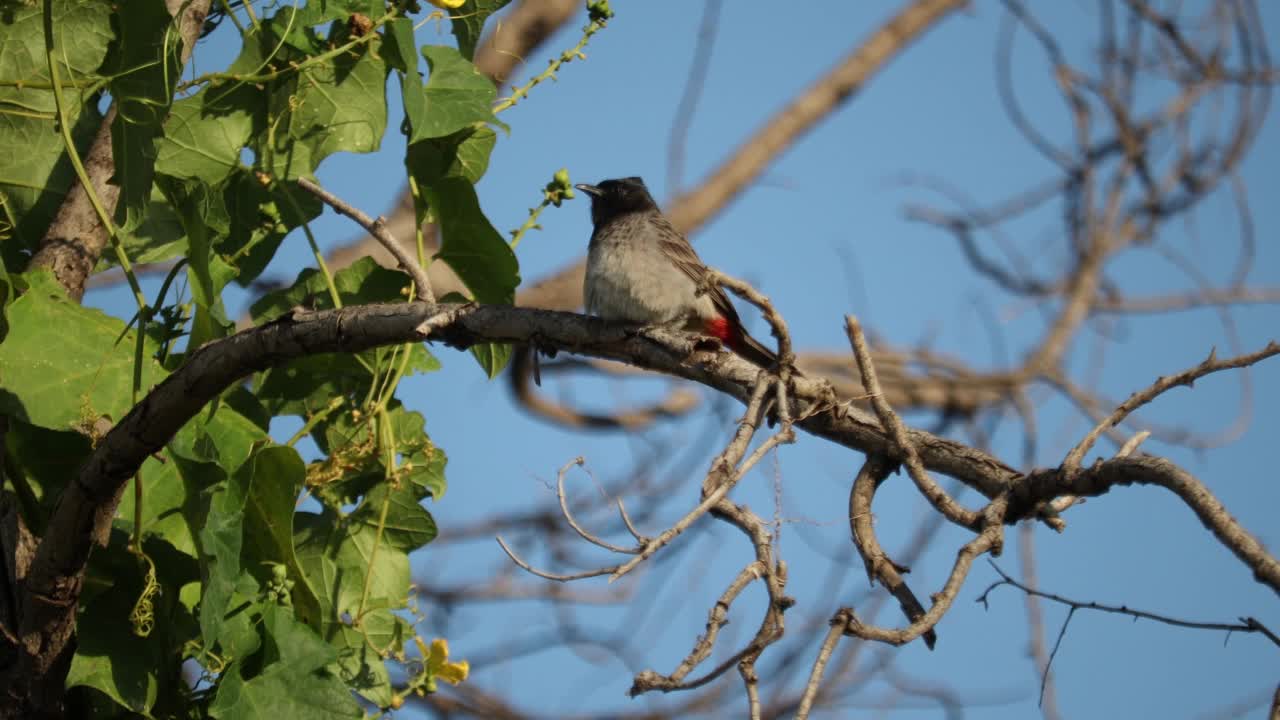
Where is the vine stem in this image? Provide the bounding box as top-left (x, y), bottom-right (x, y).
top-left (42, 0), bottom-right (146, 312)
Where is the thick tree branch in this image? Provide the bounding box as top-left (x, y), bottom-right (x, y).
top-left (18, 303), bottom-right (1278, 702)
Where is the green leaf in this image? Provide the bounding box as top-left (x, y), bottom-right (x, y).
top-left (155, 84), bottom-right (258, 185)
top-left (250, 256), bottom-right (412, 323)
top-left (108, 0), bottom-right (182, 232)
top-left (405, 439), bottom-right (448, 501)
top-left (279, 0), bottom-right (374, 30)
top-left (115, 452), bottom-right (208, 558)
top-left (328, 611), bottom-right (411, 708)
top-left (351, 483), bottom-right (437, 552)
top-left (0, 271), bottom-right (168, 430)
top-left (168, 394), bottom-right (270, 474)
top-left (382, 17), bottom-right (418, 75)
top-left (112, 188), bottom-right (189, 265)
top-left (197, 450), bottom-right (250, 653)
top-left (287, 30), bottom-right (388, 166)
top-left (0, 251), bottom-right (10, 341)
top-left (405, 134), bottom-right (518, 379)
top-left (67, 538), bottom-right (171, 716)
top-left (210, 605), bottom-right (361, 720)
top-left (386, 16), bottom-right (429, 148)
top-left (469, 340), bottom-right (512, 379)
top-left (2, 419), bottom-right (92, 517)
top-left (250, 259), bottom-right (438, 415)
top-left (448, 0), bottom-right (513, 60)
top-left (421, 177), bottom-right (518, 303)
top-left (408, 45), bottom-right (497, 143)
top-left (294, 507), bottom-right (412, 704)
top-left (160, 177), bottom-right (237, 350)
top-left (406, 125), bottom-right (496, 186)
top-left (0, 0), bottom-right (113, 88)
top-left (0, 0), bottom-right (112, 258)
top-left (239, 445), bottom-right (325, 629)
top-left (221, 173), bottom-right (322, 286)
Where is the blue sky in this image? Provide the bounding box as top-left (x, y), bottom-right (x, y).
top-left (85, 1), bottom-right (1280, 717)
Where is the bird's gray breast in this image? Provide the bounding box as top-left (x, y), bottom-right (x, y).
top-left (584, 218), bottom-right (698, 325)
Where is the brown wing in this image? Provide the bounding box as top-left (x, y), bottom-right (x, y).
top-left (649, 213), bottom-right (744, 326)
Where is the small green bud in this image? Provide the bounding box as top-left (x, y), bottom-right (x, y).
top-left (587, 0), bottom-right (614, 24)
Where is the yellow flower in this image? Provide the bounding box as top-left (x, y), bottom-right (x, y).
top-left (417, 637), bottom-right (470, 685)
top-left (427, 0), bottom-right (466, 9)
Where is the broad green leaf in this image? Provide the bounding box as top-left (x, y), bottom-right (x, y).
top-left (210, 605), bottom-right (361, 720)
top-left (423, 178), bottom-right (517, 303)
top-left (306, 402), bottom-right (443, 508)
top-left (0, 271), bottom-right (167, 430)
top-left (168, 395), bottom-right (270, 473)
top-left (448, 0), bottom-right (512, 60)
top-left (111, 188), bottom-right (188, 265)
top-left (469, 340), bottom-right (512, 379)
top-left (155, 84), bottom-right (258, 184)
top-left (221, 173), bottom-right (322, 286)
top-left (264, 6), bottom-right (329, 56)
top-left (160, 176), bottom-right (237, 350)
top-left (0, 0), bottom-right (112, 258)
top-left (409, 45), bottom-right (497, 142)
top-left (288, 31), bottom-right (387, 165)
top-left (115, 451), bottom-right (212, 558)
top-left (382, 17), bottom-right (418, 75)
top-left (406, 125), bottom-right (496, 186)
top-left (405, 439), bottom-right (448, 501)
top-left (295, 510), bottom-right (411, 621)
top-left (351, 483), bottom-right (437, 552)
top-left (214, 574), bottom-right (268, 661)
top-left (68, 539), bottom-right (171, 716)
top-left (386, 16), bottom-right (429, 147)
top-left (328, 611), bottom-right (411, 708)
top-left (250, 256), bottom-right (412, 322)
top-left (0, 251), bottom-right (9, 341)
top-left (108, 0), bottom-right (181, 232)
top-left (279, 0), bottom-right (375, 30)
top-left (449, 126), bottom-right (497, 183)
top-left (2, 419), bottom-right (92, 514)
top-left (239, 445), bottom-right (324, 629)
top-left (251, 259), bottom-right (438, 415)
top-left (197, 449), bottom-right (250, 652)
top-left (0, 1), bottom-right (113, 89)
top-left (294, 510), bottom-right (410, 706)
top-left (179, 180), bottom-right (238, 349)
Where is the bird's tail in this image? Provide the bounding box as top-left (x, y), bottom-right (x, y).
top-left (730, 330), bottom-right (802, 375)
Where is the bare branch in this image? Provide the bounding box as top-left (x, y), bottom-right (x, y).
top-left (848, 455), bottom-right (938, 648)
top-left (1065, 342), bottom-right (1280, 470)
top-left (978, 559), bottom-right (1280, 647)
top-left (839, 497), bottom-right (1009, 645)
top-left (794, 610), bottom-right (850, 720)
top-left (846, 315), bottom-right (981, 530)
top-left (296, 177), bottom-right (434, 304)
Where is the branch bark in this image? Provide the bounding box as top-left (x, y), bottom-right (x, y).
top-left (27, 0), bottom-right (212, 302)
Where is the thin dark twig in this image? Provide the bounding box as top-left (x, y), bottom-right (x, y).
top-left (977, 560), bottom-right (1280, 647)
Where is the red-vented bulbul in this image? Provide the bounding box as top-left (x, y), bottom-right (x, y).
top-left (577, 177), bottom-right (779, 368)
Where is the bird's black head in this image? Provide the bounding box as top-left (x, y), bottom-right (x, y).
top-left (576, 177), bottom-right (659, 226)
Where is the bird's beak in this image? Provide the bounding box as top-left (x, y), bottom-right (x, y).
top-left (575, 183), bottom-right (603, 198)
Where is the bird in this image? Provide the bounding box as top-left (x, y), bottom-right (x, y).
top-left (576, 176), bottom-right (781, 369)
